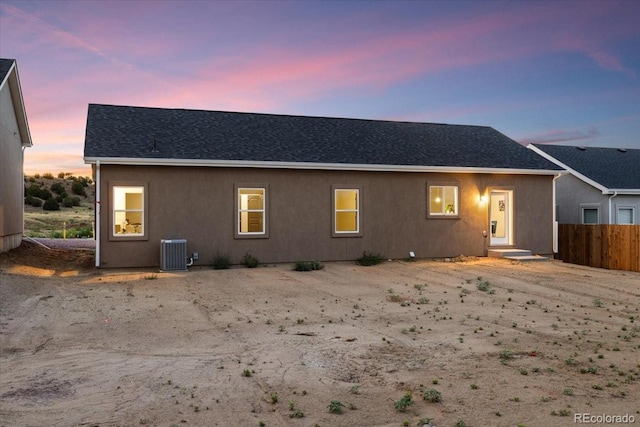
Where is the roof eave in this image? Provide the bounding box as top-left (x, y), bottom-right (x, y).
top-left (1, 61), bottom-right (32, 148)
top-left (84, 156), bottom-right (562, 175)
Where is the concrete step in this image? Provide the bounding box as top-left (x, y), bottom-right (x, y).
top-left (488, 249), bottom-right (532, 258)
top-left (504, 255), bottom-right (548, 262)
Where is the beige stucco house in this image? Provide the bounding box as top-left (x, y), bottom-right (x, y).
top-left (0, 59), bottom-right (32, 253)
top-left (84, 104), bottom-right (562, 268)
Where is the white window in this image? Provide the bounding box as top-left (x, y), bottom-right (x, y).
top-left (113, 185), bottom-right (145, 236)
top-left (582, 207), bottom-right (599, 224)
top-left (238, 188), bottom-right (265, 234)
top-left (334, 189), bottom-right (359, 233)
top-left (429, 185), bottom-right (458, 216)
top-left (617, 207), bottom-right (635, 224)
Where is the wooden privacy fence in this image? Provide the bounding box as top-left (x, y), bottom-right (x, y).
top-left (558, 224), bottom-right (640, 272)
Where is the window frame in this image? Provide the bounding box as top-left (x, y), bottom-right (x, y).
top-left (580, 204), bottom-right (600, 224)
top-left (332, 186), bottom-right (362, 237)
top-left (616, 206), bottom-right (635, 225)
top-left (108, 182), bottom-right (149, 241)
top-left (234, 184), bottom-right (269, 239)
top-left (427, 182), bottom-right (460, 219)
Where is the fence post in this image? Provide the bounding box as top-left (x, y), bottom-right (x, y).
top-left (92, 221), bottom-right (95, 240)
top-left (63, 221), bottom-right (66, 240)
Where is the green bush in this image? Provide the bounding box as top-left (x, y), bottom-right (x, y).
top-left (25, 184), bottom-right (51, 200)
top-left (356, 251), bottom-right (385, 266)
top-left (25, 195), bottom-right (42, 207)
top-left (212, 252), bottom-right (232, 269)
top-left (43, 197), bottom-right (60, 211)
top-left (71, 181), bottom-right (86, 196)
top-left (63, 196), bottom-right (81, 207)
top-left (50, 182), bottom-right (65, 194)
top-left (293, 260), bottom-right (324, 271)
top-left (241, 253), bottom-right (259, 268)
top-left (42, 172), bottom-right (54, 180)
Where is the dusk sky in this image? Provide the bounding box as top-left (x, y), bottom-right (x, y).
top-left (1, 0), bottom-right (639, 176)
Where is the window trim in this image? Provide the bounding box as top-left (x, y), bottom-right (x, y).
top-left (427, 182), bottom-right (460, 219)
top-left (332, 185), bottom-right (362, 237)
top-left (616, 206), bottom-right (636, 225)
top-left (234, 184), bottom-right (269, 239)
top-left (108, 181), bottom-right (149, 241)
top-left (580, 204), bottom-right (600, 224)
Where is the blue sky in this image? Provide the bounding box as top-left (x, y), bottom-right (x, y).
top-left (1, 0), bottom-right (639, 175)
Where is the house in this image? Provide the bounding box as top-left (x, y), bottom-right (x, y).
top-left (529, 144), bottom-right (640, 225)
top-left (83, 104), bottom-right (562, 268)
top-left (0, 58), bottom-right (32, 253)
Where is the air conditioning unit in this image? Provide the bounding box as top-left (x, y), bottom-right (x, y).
top-left (160, 239), bottom-right (187, 271)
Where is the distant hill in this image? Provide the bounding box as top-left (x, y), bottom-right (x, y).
top-left (23, 174), bottom-right (95, 238)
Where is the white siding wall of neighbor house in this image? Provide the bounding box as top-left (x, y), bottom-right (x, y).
top-left (0, 80), bottom-right (25, 251)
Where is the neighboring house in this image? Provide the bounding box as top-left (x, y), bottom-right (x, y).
top-left (84, 104), bottom-right (561, 268)
top-left (0, 58), bottom-right (32, 253)
top-left (529, 144), bottom-right (640, 225)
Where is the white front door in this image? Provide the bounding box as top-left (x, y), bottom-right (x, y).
top-left (490, 190), bottom-right (513, 246)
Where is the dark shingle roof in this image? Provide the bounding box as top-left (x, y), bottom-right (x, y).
top-left (84, 104), bottom-right (560, 171)
top-left (531, 144), bottom-right (640, 190)
top-left (0, 58), bottom-right (15, 84)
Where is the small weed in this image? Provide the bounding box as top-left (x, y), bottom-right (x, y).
top-left (139, 420), bottom-right (149, 425)
top-left (593, 298), bottom-right (603, 307)
top-left (470, 383), bottom-right (479, 389)
top-left (422, 388), bottom-right (442, 403)
top-left (349, 384), bottom-right (360, 394)
top-left (258, 422), bottom-right (265, 427)
top-left (289, 409), bottom-right (304, 418)
top-left (454, 420), bottom-right (467, 427)
top-left (563, 387), bottom-right (574, 396)
top-left (293, 260), bottom-right (324, 271)
top-left (432, 378), bottom-right (439, 385)
top-left (414, 284), bottom-right (424, 291)
top-left (418, 418), bottom-right (434, 426)
top-left (242, 369), bottom-right (252, 377)
top-left (270, 393), bottom-right (278, 404)
top-left (394, 392), bottom-right (414, 412)
top-left (241, 252), bottom-right (259, 268)
top-left (565, 357), bottom-right (577, 366)
top-left (520, 368), bottom-right (528, 376)
top-left (328, 400), bottom-right (345, 414)
top-left (592, 384), bottom-right (603, 390)
top-left (212, 252), bottom-right (232, 269)
top-left (356, 251), bottom-right (385, 266)
top-left (477, 281), bottom-right (492, 292)
top-left (143, 274), bottom-right (157, 280)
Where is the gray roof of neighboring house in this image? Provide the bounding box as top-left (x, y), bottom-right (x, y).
top-left (84, 103), bottom-right (561, 171)
top-left (0, 58), bottom-right (15, 84)
top-left (531, 144), bottom-right (640, 190)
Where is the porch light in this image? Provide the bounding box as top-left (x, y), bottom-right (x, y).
top-left (479, 195), bottom-right (487, 204)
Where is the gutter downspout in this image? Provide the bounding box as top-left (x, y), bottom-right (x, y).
top-left (608, 191), bottom-right (618, 224)
top-left (552, 173), bottom-right (561, 254)
top-left (95, 161), bottom-right (100, 267)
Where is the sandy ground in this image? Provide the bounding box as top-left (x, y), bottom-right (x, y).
top-left (1, 242), bottom-right (639, 427)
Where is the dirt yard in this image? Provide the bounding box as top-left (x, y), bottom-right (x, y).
top-left (1, 242), bottom-right (639, 427)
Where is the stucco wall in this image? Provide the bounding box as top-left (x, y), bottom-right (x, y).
top-left (97, 165), bottom-right (554, 268)
top-left (0, 83), bottom-right (24, 252)
top-left (556, 174), bottom-right (639, 224)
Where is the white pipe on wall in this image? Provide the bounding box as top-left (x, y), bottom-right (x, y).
top-left (95, 161), bottom-right (100, 267)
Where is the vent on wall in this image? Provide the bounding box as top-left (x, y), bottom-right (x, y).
top-left (161, 239), bottom-right (187, 271)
